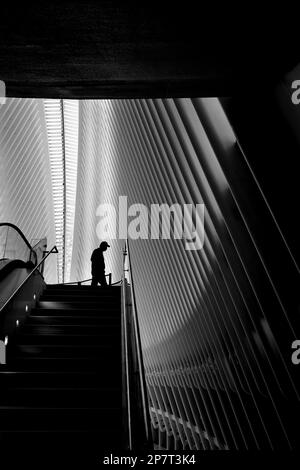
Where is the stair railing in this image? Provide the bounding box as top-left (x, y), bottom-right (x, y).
top-left (31, 238), bottom-right (48, 275)
top-left (56, 273), bottom-right (113, 286)
top-left (121, 239), bottom-right (152, 450)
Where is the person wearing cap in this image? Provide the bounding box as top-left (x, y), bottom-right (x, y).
top-left (91, 241), bottom-right (110, 287)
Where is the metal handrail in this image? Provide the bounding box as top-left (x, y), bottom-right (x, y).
top-left (126, 239), bottom-right (151, 443)
top-left (122, 266), bottom-right (132, 449)
top-left (56, 273), bottom-right (113, 286)
top-left (0, 222), bottom-right (37, 266)
top-left (122, 239), bottom-right (152, 450)
top-left (0, 245), bottom-right (58, 315)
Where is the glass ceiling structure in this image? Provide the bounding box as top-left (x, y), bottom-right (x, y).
top-left (44, 99), bottom-right (79, 283)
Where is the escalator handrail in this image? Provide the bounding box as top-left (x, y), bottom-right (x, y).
top-left (0, 222), bottom-right (37, 265)
top-left (0, 245), bottom-right (58, 316)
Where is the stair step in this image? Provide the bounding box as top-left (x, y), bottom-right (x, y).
top-left (0, 387), bottom-right (121, 407)
top-left (46, 284), bottom-right (121, 288)
top-left (19, 325), bottom-right (119, 335)
top-left (0, 407), bottom-right (122, 431)
top-left (13, 333), bottom-right (119, 345)
top-left (12, 344), bottom-right (121, 358)
top-left (41, 291), bottom-right (120, 297)
top-left (30, 308), bottom-right (120, 316)
top-left (39, 298), bottom-right (119, 305)
top-left (40, 293), bottom-right (120, 300)
top-left (6, 357), bottom-right (121, 371)
top-left (0, 371), bottom-right (117, 387)
top-left (27, 315), bottom-right (120, 324)
top-left (43, 287), bottom-right (120, 291)
top-left (0, 431), bottom-right (122, 464)
top-left (45, 287), bottom-right (121, 295)
top-left (37, 301), bottom-right (120, 309)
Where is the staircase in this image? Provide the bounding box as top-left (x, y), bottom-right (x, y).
top-left (0, 284), bottom-right (122, 463)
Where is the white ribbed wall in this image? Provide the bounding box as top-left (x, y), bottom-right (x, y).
top-left (70, 98), bottom-right (298, 450)
top-left (0, 98), bottom-right (57, 283)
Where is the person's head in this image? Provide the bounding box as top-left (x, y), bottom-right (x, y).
top-left (99, 241), bottom-right (110, 252)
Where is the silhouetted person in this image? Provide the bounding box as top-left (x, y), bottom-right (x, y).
top-left (91, 241), bottom-right (110, 287)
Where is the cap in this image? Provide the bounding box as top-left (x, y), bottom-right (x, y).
top-left (100, 241), bottom-right (110, 248)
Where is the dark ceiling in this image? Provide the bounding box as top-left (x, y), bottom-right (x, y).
top-left (0, 2), bottom-right (298, 98)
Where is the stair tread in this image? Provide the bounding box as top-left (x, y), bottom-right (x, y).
top-left (0, 406), bottom-right (120, 410)
top-left (16, 333), bottom-right (118, 337)
top-left (28, 316), bottom-right (119, 319)
top-left (3, 387), bottom-right (118, 390)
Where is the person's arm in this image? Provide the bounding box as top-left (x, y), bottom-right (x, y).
top-left (100, 256), bottom-right (105, 272)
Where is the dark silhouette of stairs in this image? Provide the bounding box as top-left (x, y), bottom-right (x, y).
top-left (0, 284), bottom-right (122, 463)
